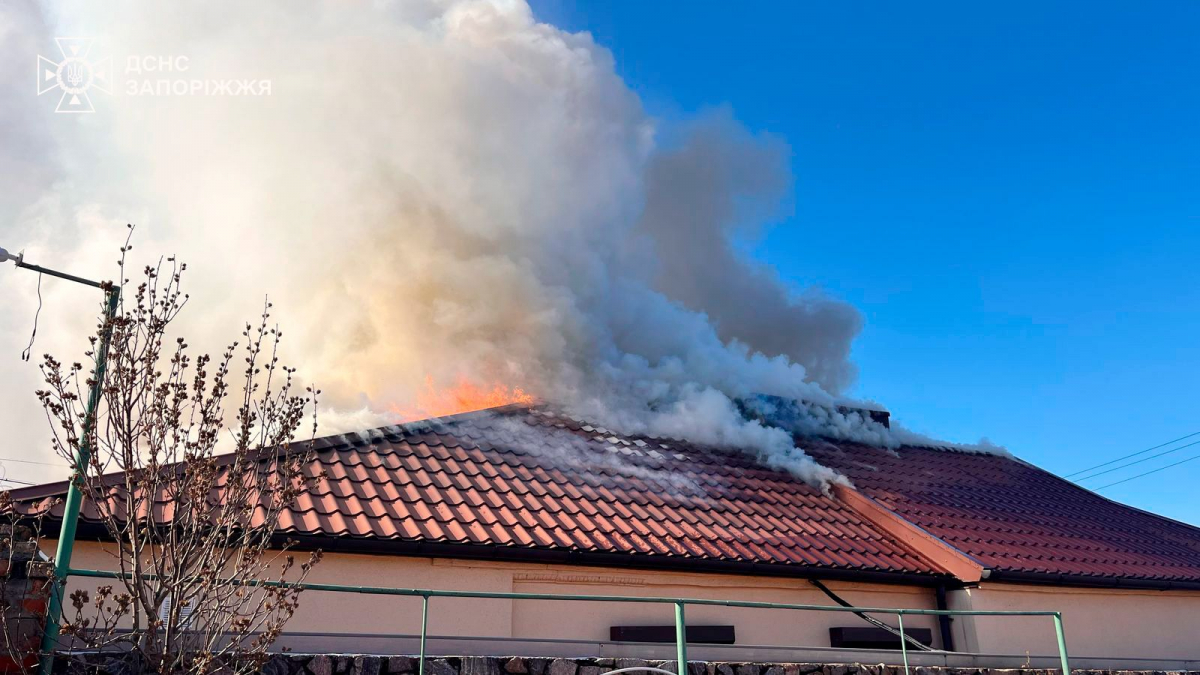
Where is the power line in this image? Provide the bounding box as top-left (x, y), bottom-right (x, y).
top-left (1095, 452), bottom-right (1200, 490)
top-left (1064, 430), bottom-right (1200, 478)
top-left (0, 456), bottom-right (67, 489)
top-left (0, 456), bottom-right (67, 467)
top-left (1074, 439), bottom-right (1200, 482)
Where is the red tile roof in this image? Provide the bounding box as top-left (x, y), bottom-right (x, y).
top-left (13, 404), bottom-right (1200, 588)
top-left (804, 440), bottom-right (1200, 586)
top-left (10, 406), bottom-right (942, 582)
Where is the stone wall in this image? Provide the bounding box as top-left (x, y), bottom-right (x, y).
top-left (0, 527), bottom-right (52, 673)
top-left (217, 655), bottom-right (1198, 675)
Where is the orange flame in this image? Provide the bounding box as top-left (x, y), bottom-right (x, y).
top-left (392, 376), bottom-right (536, 422)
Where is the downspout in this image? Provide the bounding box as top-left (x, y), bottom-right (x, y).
top-left (934, 584), bottom-right (955, 651)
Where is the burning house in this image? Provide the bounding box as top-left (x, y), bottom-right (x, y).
top-left (3, 0), bottom-right (1198, 672)
top-left (12, 402), bottom-right (1200, 669)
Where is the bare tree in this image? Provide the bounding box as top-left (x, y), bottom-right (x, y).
top-left (14, 235), bottom-right (322, 674)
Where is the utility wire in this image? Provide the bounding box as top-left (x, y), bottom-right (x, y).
top-left (0, 456), bottom-right (67, 490)
top-left (1074, 439), bottom-right (1200, 482)
top-left (1064, 430), bottom-right (1200, 478)
top-left (1095, 452), bottom-right (1200, 490)
top-left (0, 456), bottom-right (67, 467)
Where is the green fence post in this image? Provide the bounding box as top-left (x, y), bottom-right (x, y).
top-left (674, 601), bottom-right (688, 675)
top-left (897, 613), bottom-right (910, 675)
top-left (419, 594), bottom-right (430, 675)
top-left (1053, 613), bottom-right (1070, 675)
top-left (39, 286), bottom-right (120, 675)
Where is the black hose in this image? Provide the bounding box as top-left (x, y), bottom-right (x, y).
top-left (20, 271), bottom-right (42, 361)
top-left (809, 578), bottom-right (935, 652)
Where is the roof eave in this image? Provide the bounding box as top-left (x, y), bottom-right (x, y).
top-left (32, 518), bottom-right (955, 586)
top-left (983, 568), bottom-right (1200, 592)
top-left (276, 532), bottom-right (958, 588)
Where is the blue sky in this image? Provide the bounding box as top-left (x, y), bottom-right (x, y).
top-left (532, 1), bottom-right (1200, 523)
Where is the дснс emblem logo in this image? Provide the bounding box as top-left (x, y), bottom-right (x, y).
top-left (37, 37), bottom-right (112, 113)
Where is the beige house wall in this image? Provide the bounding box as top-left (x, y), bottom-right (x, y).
top-left (57, 542), bottom-right (942, 649)
top-left (57, 541), bottom-right (1200, 660)
top-left (947, 581), bottom-right (1200, 661)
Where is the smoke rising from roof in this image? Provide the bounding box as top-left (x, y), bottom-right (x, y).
top-left (0, 0), bottom-right (988, 490)
top-left (637, 117), bottom-right (863, 393)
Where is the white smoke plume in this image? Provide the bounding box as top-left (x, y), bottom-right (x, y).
top-left (0, 0), bottom-right (986, 491)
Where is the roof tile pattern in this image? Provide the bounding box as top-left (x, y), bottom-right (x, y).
top-left (16, 407), bottom-right (940, 578)
top-left (803, 440), bottom-right (1200, 583)
top-left (16, 404), bottom-right (1200, 585)
top-left (284, 409), bottom-right (940, 574)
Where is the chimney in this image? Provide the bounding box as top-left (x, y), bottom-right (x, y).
top-left (838, 405), bottom-right (890, 429)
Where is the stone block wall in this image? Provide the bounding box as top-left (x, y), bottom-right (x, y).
top-left (0, 529), bottom-right (52, 673)
top-left (214, 655), bottom-right (1199, 675)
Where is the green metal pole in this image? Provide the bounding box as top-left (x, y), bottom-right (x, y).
top-left (1053, 613), bottom-right (1071, 675)
top-left (674, 601), bottom-right (688, 675)
top-left (38, 287), bottom-right (120, 675)
top-left (897, 613), bottom-right (910, 675)
top-left (418, 594), bottom-right (429, 675)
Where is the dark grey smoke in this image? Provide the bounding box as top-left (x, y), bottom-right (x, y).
top-left (637, 114), bottom-right (862, 393)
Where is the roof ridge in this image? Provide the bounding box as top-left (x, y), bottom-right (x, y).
top-left (832, 484), bottom-right (986, 583)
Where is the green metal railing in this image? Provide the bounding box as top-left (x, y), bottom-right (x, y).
top-left (64, 568), bottom-right (1071, 675)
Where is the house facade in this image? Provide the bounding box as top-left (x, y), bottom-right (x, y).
top-left (18, 405), bottom-right (1200, 666)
